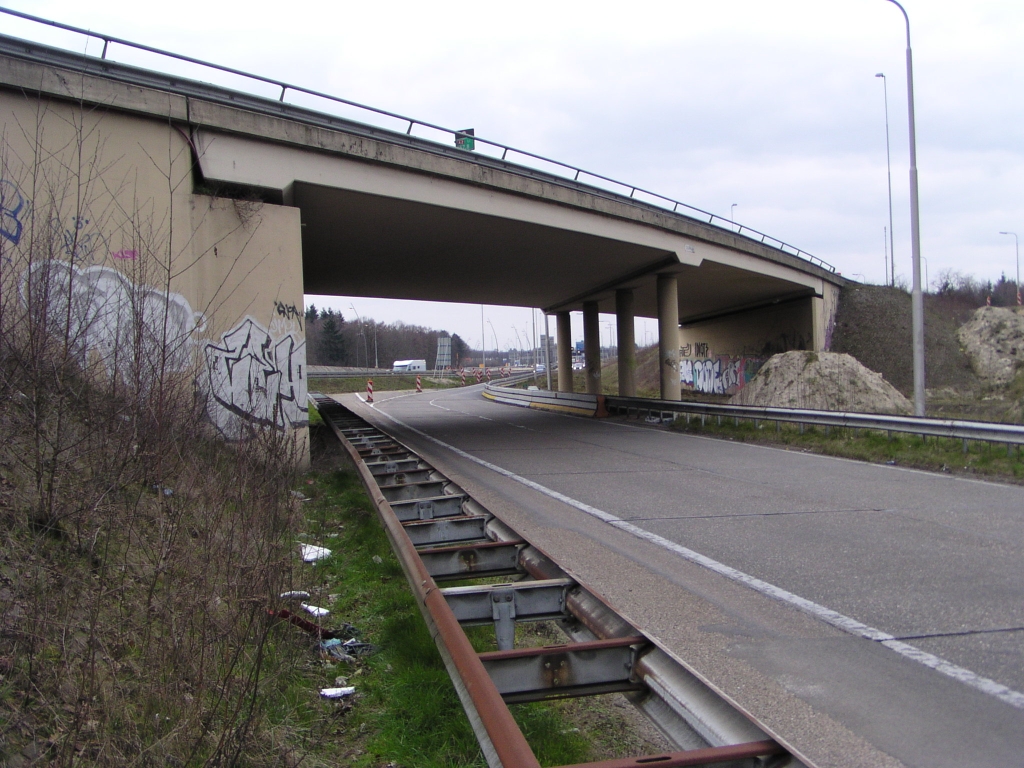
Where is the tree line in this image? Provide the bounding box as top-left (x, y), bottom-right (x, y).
top-left (305, 306), bottom-right (474, 368)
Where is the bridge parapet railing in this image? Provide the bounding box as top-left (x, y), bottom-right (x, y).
top-left (0, 7), bottom-right (834, 274)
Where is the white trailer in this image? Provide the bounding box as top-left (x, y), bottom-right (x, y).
top-left (392, 359), bottom-right (427, 372)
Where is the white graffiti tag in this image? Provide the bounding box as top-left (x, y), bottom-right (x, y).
top-left (203, 316), bottom-right (307, 440)
top-left (20, 259), bottom-right (205, 381)
top-left (680, 355), bottom-right (758, 395)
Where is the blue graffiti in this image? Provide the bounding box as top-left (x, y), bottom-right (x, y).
top-left (1, 179), bottom-right (25, 245)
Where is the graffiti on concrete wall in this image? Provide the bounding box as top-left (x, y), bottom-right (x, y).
top-left (1, 179), bottom-right (26, 247)
top-left (680, 355), bottom-right (764, 395)
top-left (20, 259), bottom-right (205, 379)
top-left (21, 260), bottom-right (307, 440)
top-left (203, 316), bottom-right (308, 440)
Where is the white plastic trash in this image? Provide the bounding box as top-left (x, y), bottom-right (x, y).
top-left (299, 544), bottom-right (331, 562)
top-left (319, 686), bottom-right (356, 699)
top-left (301, 603), bottom-right (330, 618)
top-left (280, 591), bottom-right (311, 600)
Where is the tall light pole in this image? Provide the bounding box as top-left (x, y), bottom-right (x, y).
top-left (350, 303), bottom-right (367, 370)
top-left (730, 203), bottom-right (738, 230)
top-left (480, 305), bottom-right (486, 368)
top-left (487, 319), bottom-right (500, 363)
top-left (876, 73), bottom-right (896, 288)
top-left (999, 232), bottom-right (1020, 305)
top-left (887, 0), bottom-right (925, 417)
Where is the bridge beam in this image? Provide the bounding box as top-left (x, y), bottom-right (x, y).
top-left (557, 311), bottom-right (573, 392)
top-left (583, 301), bottom-right (602, 395)
top-left (616, 288), bottom-right (636, 397)
top-left (658, 274), bottom-right (681, 401)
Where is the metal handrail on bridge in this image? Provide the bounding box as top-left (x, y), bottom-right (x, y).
top-left (0, 6), bottom-right (835, 274)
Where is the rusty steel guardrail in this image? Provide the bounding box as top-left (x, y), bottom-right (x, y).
top-left (483, 379), bottom-right (1024, 449)
top-left (0, 6), bottom-right (834, 274)
top-left (309, 393), bottom-right (802, 768)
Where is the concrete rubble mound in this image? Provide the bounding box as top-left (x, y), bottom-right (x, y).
top-left (956, 306), bottom-right (1024, 386)
top-left (731, 350), bottom-right (911, 414)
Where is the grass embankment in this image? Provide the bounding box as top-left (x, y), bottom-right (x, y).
top-left (287, 420), bottom-right (667, 766)
top-left (0, 344), bottom-right (664, 768)
top-left (671, 416), bottom-right (1024, 482)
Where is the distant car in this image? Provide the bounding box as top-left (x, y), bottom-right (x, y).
top-left (534, 364), bottom-right (546, 373)
top-left (572, 362), bottom-right (584, 370)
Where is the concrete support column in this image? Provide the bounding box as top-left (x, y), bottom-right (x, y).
top-left (583, 301), bottom-right (602, 395)
top-left (657, 274), bottom-right (681, 401)
top-left (556, 311), bottom-right (573, 392)
top-left (615, 289), bottom-right (636, 397)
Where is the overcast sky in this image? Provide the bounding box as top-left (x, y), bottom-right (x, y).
top-left (5, 0), bottom-right (1023, 350)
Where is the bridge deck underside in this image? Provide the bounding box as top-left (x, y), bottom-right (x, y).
top-left (295, 183), bottom-right (811, 319)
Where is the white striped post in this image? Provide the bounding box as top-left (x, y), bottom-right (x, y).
top-left (366, 379), bottom-right (374, 403)
top-left (416, 375), bottom-right (422, 393)
top-left (460, 369), bottom-right (466, 386)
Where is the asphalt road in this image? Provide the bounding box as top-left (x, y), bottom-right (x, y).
top-left (338, 385), bottom-right (1024, 768)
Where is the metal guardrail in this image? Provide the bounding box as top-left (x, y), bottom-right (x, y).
top-left (0, 6), bottom-right (835, 274)
top-left (308, 367), bottom-right (537, 380)
top-left (311, 394), bottom-right (797, 768)
top-left (484, 380), bottom-right (1024, 448)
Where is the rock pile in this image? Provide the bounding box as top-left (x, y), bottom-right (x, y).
top-left (956, 306), bottom-right (1024, 386)
top-left (732, 350), bottom-right (911, 414)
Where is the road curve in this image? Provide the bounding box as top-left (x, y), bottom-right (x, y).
top-left (336, 385), bottom-right (1024, 768)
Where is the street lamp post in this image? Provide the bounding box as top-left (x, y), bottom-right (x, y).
top-left (999, 232), bottom-right (1020, 305)
top-left (487, 320), bottom-right (500, 364)
top-left (480, 305), bottom-right (486, 368)
top-left (887, 0), bottom-right (926, 417)
top-left (876, 73), bottom-right (896, 288)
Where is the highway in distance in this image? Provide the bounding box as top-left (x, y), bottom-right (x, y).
top-left (338, 385), bottom-right (1024, 768)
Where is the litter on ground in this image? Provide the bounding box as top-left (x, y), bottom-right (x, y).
top-left (279, 590), bottom-right (311, 600)
top-left (301, 603), bottom-right (330, 618)
top-left (319, 686), bottom-right (356, 699)
top-left (299, 543), bottom-right (331, 562)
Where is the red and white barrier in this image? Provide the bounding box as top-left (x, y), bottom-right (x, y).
top-left (366, 379), bottom-right (374, 403)
top-left (475, 369), bottom-right (483, 384)
top-left (416, 375), bottom-right (422, 393)
top-left (460, 369), bottom-right (466, 386)
top-left (485, 367), bottom-right (491, 382)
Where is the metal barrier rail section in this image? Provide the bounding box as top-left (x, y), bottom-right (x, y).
top-left (309, 393), bottom-right (801, 768)
top-left (483, 380), bottom-right (1024, 449)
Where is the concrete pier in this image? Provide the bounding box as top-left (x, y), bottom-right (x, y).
top-left (557, 311), bottom-right (573, 392)
top-left (616, 288), bottom-right (636, 397)
top-left (657, 274), bottom-right (681, 401)
top-left (583, 301), bottom-right (601, 395)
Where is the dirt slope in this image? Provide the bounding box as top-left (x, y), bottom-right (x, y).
top-left (732, 350), bottom-right (912, 414)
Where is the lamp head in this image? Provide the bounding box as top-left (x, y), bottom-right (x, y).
top-left (875, 73), bottom-right (884, 78)
top-left (1000, 231), bottom-right (1010, 235)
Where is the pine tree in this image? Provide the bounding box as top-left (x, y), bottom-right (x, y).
top-left (320, 311), bottom-right (346, 365)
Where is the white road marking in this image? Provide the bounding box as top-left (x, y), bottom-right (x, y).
top-left (361, 399), bottom-right (1024, 712)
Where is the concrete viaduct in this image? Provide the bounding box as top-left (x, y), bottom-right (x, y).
top-left (0, 29), bottom-right (843, 444)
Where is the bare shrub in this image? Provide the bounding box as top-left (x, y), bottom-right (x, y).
top-left (0, 100), bottom-right (304, 765)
